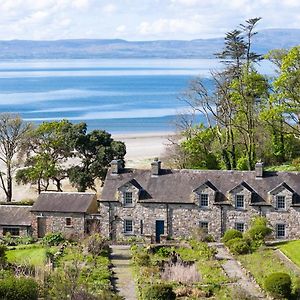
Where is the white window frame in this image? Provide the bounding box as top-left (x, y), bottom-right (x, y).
top-left (276, 195), bottom-right (286, 210)
top-left (235, 222), bottom-right (245, 233)
top-left (199, 193), bottom-right (209, 207)
top-left (276, 224), bottom-right (285, 238)
top-left (124, 219), bottom-right (133, 234)
top-left (235, 194), bottom-right (245, 209)
top-left (124, 191), bottom-right (133, 207)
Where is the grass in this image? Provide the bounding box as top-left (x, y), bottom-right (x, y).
top-left (237, 246), bottom-right (297, 288)
top-left (6, 245), bottom-right (57, 266)
top-left (279, 240), bottom-right (300, 267)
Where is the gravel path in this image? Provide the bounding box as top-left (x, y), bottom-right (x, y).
top-left (209, 242), bottom-right (265, 299)
top-left (110, 245), bottom-right (137, 300)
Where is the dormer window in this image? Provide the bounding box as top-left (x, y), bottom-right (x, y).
top-left (124, 192), bottom-right (133, 207)
top-left (200, 193), bottom-right (209, 207)
top-left (235, 194), bottom-right (244, 209)
top-left (276, 195), bottom-right (286, 210)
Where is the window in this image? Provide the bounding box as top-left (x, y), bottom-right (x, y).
top-left (140, 220), bottom-right (144, 235)
top-left (276, 224), bottom-right (285, 238)
top-left (200, 221), bottom-right (209, 233)
top-left (65, 217), bottom-right (72, 226)
top-left (235, 222), bottom-right (245, 233)
top-left (276, 195), bottom-right (286, 210)
top-left (235, 194), bottom-right (244, 209)
top-left (124, 219), bottom-right (133, 234)
top-left (3, 227), bottom-right (20, 236)
top-left (124, 192), bottom-right (133, 207)
top-left (200, 194), bottom-right (209, 207)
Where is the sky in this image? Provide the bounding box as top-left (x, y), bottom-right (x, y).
top-left (0, 0), bottom-right (299, 41)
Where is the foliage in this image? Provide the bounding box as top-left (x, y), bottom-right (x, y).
top-left (264, 272), bottom-right (292, 299)
top-left (68, 129), bottom-right (126, 191)
top-left (1, 234), bottom-right (35, 246)
top-left (133, 251), bottom-right (151, 267)
top-left (0, 244), bottom-right (7, 266)
top-left (0, 113), bottom-right (31, 201)
top-left (222, 229), bottom-right (243, 244)
top-left (226, 238), bottom-right (251, 255)
top-left (43, 232), bottom-right (65, 246)
top-left (0, 276), bottom-right (38, 300)
top-left (85, 234), bottom-right (109, 256)
top-left (246, 225), bottom-right (272, 242)
top-left (191, 226), bottom-right (215, 242)
top-left (142, 283), bottom-right (176, 300)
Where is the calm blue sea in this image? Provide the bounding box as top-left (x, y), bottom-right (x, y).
top-left (0, 59), bottom-right (272, 133)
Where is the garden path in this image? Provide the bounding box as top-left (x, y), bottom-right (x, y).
top-left (209, 242), bottom-right (265, 299)
top-left (110, 245), bottom-right (137, 300)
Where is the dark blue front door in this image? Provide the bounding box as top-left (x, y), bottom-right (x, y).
top-left (155, 220), bottom-right (164, 243)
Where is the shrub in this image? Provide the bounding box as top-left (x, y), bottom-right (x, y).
top-left (0, 245), bottom-right (7, 266)
top-left (43, 232), bottom-right (65, 246)
top-left (246, 225), bottom-right (272, 242)
top-left (156, 247), bottom-right (174, 258)
top-left (264, 272), bottom-right (292, 299)
top-left (222, 229), bottom-right (243, 244)
top-left (86, 233), bottom-right (109, 256)
top-left (134, 251), bottom-right (151, 266)
top-left (226, 238), bottom-right (251, 255)
top-left (143, 283), bottom-right (176, 300)
top-left (0, 276), bottom-right (38, 300)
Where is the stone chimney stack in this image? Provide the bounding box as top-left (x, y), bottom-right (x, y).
top-left (255, 161), bottom-right (264, 178)
top-left (151, 158), bottom-right (161, 176)
top-left (111, 159), bottom-right (123, 174)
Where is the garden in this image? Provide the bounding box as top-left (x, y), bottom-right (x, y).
top-left (0, 232), bottom-right (122, 300)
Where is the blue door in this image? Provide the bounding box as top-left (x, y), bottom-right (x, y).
top-left (155, 220), bottom-right (164, 243)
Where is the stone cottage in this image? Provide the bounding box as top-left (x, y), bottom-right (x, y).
top-left (0, 205), bottom-right (32, 237)
top-left (99, 159), bottom-right (300, 242)
top-left (30, 192), bottom-right (99, 238)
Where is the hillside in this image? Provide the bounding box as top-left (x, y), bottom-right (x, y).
top-left (0, 29), bottom-right (299, 59)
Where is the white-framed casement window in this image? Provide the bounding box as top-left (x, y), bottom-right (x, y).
top-left (276, 195), bottom-right (286, 210)
top-left (276, 224), bottom-right (286, 238)
top-left (200, 221), bottom-right (209, 233)
top-left (235, 194), bottom-right (245, 209)
top-left (124, 191), bottom-right (133, 207)
top-left (199, 193), bottom-right (209, 207)
top-left (124, 219), bottom-right (133, 234)
top-left (235, 222), bottom-right (245, 233)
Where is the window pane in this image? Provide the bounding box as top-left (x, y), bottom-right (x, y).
top-left (124, 220), bottom-right (133, 233)
top-left (124, 192), bottom-right (133, 206)
top-left (276, 196), bottom-right (285, 209)
top-left (276, 224), bottom-right (285, 238)
top-left (235, 223), bottom-right (244, 232)
top-left (66, 218), bottom-right (72, 226)
top-left (200, 221), bottom-right (209, 233)
top-left (236, 195), bottom-right (244, 208)
top-left (200, 194), bottom-right (209, 207)
top-left (3, 227), bottom-right (20, 236)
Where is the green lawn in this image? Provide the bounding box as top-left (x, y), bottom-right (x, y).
top-left (237, 247), bottom-right (297, 288)
top-left (6, 246), bottom-right (56, 266)
top-left (279, 240), bottom-right (300, 267)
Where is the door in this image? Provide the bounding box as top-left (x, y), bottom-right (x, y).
top-left (155, 220), bottom-right (164, 243)
top-left (37, 217), bottom-right (46, 238)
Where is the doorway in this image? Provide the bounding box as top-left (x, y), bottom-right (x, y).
top-left (155, 220), bottom-right (164, 243)
top-left (37, 217), bottom-right (46, 238)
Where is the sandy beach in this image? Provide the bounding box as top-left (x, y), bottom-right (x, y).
top-left (0, 131), bottom-right (179, 201)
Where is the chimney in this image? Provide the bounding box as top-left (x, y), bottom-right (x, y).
top-left (255, 161), bottom-right (264, 178)
top-left (151, 158), bottom-right (161, 176)
top-left (111, 159), bottom-right (123, 174)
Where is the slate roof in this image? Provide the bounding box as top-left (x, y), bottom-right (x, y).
top-left (31, 192), bottom-right (96, 213)
top-left (101, 168), bottom-right (300, 205)
top-left (0, 205), bottom-right (32, 226)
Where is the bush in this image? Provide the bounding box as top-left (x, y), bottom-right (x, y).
top-left (0, 277), bottom-right (38, 300)
top-left (134, 251), bottom-right (151, 266)
top-left (246, 225), bottom-right (272, 242)
top-left (264, 272), bottom-right (292, 298)
top-left (86, 233), bottom-right (109, 256)
top-left (222, 229), bottom-right (243, 244)
top-left (143, 284), bottom-right (176, 300)
top-left (0, 245), bottom-right (7, 266)
top-left (227, 238), bottom-right (251, 255)
top-left (43, 232), bottom-right (65, 246)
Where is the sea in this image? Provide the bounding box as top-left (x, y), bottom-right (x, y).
top-left (0, 59), bottom-right (272, 134)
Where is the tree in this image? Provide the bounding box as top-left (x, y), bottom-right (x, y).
top-left (0, 114), bottom-right (31, 201)
top-left (16, 120), bottom-right (85, 193)
top-left (68, 130), bottom-right (126, 192)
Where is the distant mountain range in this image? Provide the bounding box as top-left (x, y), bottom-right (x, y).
top-left (0, 29), bottom-right (299, 59)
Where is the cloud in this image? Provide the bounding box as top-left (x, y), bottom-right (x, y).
top-left (103, 4), bottom-right (117, 14)
top-left (116, 25), bottom-right (126, 33)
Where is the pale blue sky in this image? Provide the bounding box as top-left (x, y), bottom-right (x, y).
top-left (0, 0), bottom-right (299, 40)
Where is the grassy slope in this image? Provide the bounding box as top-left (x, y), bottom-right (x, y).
top-left (238, 247), bottom-right (297, 287)
top-left (279, 240), bottom-right (300, 267)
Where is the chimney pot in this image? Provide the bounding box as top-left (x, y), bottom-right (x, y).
top-left (151, 158), bottom-right (161, 176)
top-left (255, 161), bottom-right (264, 178)
top-left (111, 159), bottom-right (123, 174)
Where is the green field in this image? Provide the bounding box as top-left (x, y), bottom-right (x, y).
top-left (279, 240), bottom-right (300, 267)
top-left (6, 246), bottom-right (56, 266)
